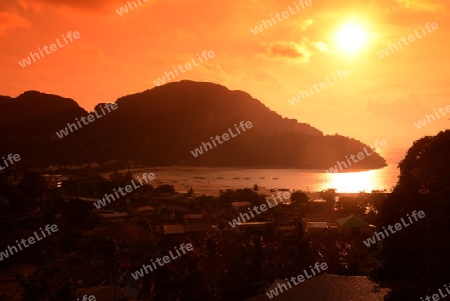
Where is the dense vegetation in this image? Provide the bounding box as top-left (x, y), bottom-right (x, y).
top-left (373, 130), bottom-right (450, 300)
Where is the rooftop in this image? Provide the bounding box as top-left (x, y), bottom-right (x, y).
top-left (337, 215), bottom-right (370, 227)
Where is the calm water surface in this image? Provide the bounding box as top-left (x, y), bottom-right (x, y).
top-left (132, 148), bottom-right (407, 196)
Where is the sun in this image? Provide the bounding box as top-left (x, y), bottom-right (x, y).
top-left (336, 23), bottom-right (368, 54)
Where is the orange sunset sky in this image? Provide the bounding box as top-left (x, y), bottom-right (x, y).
top-left (1, 0), bottom-right (449, 149)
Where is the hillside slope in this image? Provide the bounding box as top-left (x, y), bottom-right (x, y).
top-left (0, 81), bottom-right (386, 169)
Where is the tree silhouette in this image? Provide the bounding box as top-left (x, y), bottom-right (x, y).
top-left (291, 191), bottom-right (309, 204)
top-left (374, 130), bottom-right (450, 300)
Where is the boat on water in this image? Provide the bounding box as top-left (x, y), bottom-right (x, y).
top-left (260, 177), bottom-right (265, 179)
top-left (273, 178), bottom-right (279, 180)
top-left (244, 177), bottom-right (250, 179)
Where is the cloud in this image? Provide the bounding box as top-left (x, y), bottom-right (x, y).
top-left (395, 0), bottom-right (446, 12)
top-left (18, 0), bottom-right (128, 12)
top-left (0, 11), bottom-right (31, 37)
top-left (301, 19), bottom-right (314, 30)
top-left (313, 41), bottom-right (328, 52)
top-left (263, 39), bottom-right (314, 62)
top-left (262, 37), bottom-right (329, 62)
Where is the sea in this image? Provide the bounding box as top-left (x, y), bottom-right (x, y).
top-left (131, 148), bottom-right (407, 197)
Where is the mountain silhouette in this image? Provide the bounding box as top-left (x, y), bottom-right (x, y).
top-left (0, 81), bottom-right (387, 169)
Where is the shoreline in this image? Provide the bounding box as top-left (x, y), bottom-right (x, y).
top-left (101, 165), bottom-right (396, 196)
top-left (116, 164), bottom-right (389, 173)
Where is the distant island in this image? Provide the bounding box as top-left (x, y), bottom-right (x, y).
top-left (0, 80), bottom-right (387, 170)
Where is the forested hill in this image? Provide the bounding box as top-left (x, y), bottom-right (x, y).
top-left (0, 81), bottom-right (386, 169)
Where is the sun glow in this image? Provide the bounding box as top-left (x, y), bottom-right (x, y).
top-left (325, 170), bottom-right (381, 193)
top-left (336, 22), bottom-right (368, 54)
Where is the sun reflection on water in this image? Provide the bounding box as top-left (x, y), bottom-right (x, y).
top-left (323, 170), bottom-right (383, 193)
